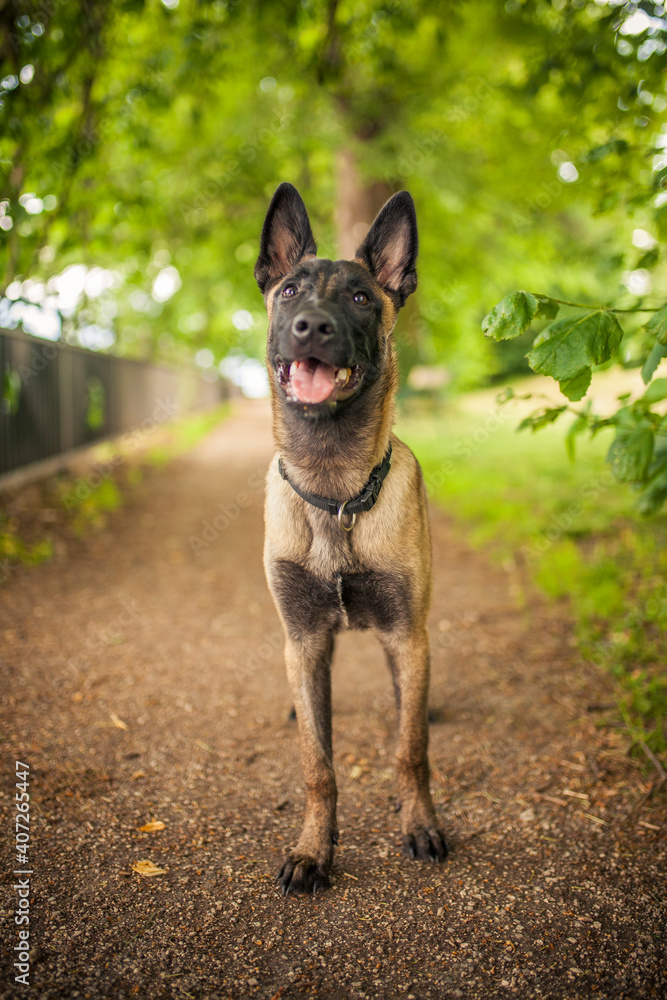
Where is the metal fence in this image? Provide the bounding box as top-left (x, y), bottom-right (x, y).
top-left (0, 327), bottom-right (226, 483)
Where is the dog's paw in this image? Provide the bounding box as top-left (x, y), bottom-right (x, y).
top-left (402, 826), bottom-right (448, 863)
top-left (277, 854), bottom-right (332, 896)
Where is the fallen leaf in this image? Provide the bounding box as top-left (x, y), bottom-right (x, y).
top-left (138, 820), bottom-right (166, 833)
top-left (132, 859), bottom-right (167, 877)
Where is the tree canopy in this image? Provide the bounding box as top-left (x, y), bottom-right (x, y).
top-left (0, 0), bottom-right (665, 389)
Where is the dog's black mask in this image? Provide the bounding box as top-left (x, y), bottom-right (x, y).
top-left (255, 183), bottom-right (418, 418)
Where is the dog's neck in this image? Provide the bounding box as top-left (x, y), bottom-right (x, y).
top-left (272, 353), bottom-right (398, 500)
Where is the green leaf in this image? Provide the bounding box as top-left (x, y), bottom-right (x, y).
top-left (637, 468), bottom-right (667, 515)
top-left (636, 439), bottom-right (667, 515)
top-left (527, 311), bottom-right (623, 381)
top-left (496, 386), bottom-right (515, 405)
top-left (517, 406), bottom-right (567, 433)
top-left (645, 305), bottom-right (667, 346)
top-left (642, 378), bottom-right (667, 404)
top-left (636, 247), bottom-right (659, 270)
top-left (653, 166), bottom-right (667, 193)
top-left (559, 367), bottom-right (592, 401)
top-left (642, 342), bottom-right (667, 385)
top-left (482, 291), bottom-right (538, 341)
top-left (535, 296), bottom-right (560, 321)
top-left (607, 423), bottom-right (655, 483)
top-left (583, 139), bottom-right (629, 163)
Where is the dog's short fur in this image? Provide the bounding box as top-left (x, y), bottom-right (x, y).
top-left (255, 183), bottom-right (447, 895)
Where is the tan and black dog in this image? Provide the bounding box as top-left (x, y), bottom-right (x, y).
top-left (255, 182), bottom-right (447, 895)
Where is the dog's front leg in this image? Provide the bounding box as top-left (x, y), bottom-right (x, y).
top-left (278, 632), bottom-right (338, 895)
top-left (382, 627), bottom-right (448, 863)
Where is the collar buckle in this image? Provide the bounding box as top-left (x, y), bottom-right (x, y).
top-left (337, 500), bottom-right (357, 532)
top-left (278, 443), bottom-right (393, 530)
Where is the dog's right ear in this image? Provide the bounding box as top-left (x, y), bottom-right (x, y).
top-left (355, 191), bottom-right (418, 305)
top-left (254, 183), bottom-right (317, 294)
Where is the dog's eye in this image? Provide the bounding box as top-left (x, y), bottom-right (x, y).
top-left (282, 284), bottom-right (298, 298)
top-left (353, 292), bottom-right (369, 305)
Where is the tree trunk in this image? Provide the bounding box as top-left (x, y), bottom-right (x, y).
top-left (334, 148), bottom-right (393, 260)
top-left (335, 147), bottom-right (422, 378)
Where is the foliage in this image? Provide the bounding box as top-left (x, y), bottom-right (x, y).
top-left (0, 401), bottom-right (231, 579)
top-left (60, 475), bottom-right (123, 536)
top-left (397, 396), bottom-right (667, 755)
top-left (0, 0), bottom-right (665, 389)
top-left (0, 519), bottom-right (53, 576)
top-left (145, 402), bottom-right (231, 466)
top-left (483, 291), bottom-right (667, 511)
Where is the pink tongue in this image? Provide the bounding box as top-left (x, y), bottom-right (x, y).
top-left (291, 360), bottom-right (336, 404)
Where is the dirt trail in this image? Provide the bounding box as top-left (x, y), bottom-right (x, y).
top-left (1, 401), bottom-right (665, 1000)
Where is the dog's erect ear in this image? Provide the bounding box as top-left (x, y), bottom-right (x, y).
top-left (254, 183), bottom-right (317, 293)
top-left (354, 191), bottom-right (418, 305)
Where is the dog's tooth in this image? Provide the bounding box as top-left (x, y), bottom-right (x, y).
top-left (289, 361), bottom-right (299, 378)
top-left (335, 367), bottom-right (351, 386)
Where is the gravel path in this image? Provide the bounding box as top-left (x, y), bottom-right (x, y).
top-left (1, 401), bottom-right (665, 999)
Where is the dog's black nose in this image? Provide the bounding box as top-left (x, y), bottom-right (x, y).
top-left (292, 311), bottom-right (336, 341)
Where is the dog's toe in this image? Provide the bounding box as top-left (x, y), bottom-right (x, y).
top-left (277, 854), bottom-right (331, 896)
top-left (403, 827), bottom-right (448, 863)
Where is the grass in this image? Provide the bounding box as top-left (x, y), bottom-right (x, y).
top-left (397, 383), bottom-right (667, 758)
top-left (0, 402), bottom-right (232, 578)
top-left (146, 403), bottom-right (231, 467)
top-left (0, 523), bottom-right (53, 577)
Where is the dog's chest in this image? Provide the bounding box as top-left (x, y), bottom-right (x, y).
top-left (305, 514), bottom-right (356, 581)
top-left (273, 517), bottom-right (412, 637)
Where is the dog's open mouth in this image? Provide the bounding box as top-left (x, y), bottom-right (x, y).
top-left (276, 358), bottom-right (364, 406)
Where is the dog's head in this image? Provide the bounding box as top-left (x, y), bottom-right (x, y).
top-left (255, 183), bottom-right (417, 419)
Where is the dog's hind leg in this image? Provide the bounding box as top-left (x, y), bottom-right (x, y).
top-left (277, 631), bottom-right (338, 895)
top-left (382, 627), bottom-right (448, 863)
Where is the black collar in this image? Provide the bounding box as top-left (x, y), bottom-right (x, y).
top-left (278, 444), bottom-right (393, 530)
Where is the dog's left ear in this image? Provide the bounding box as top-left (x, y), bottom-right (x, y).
top-left (355, 191), bottom-right (418, 305)
top-left (254, 182), bottom-right (317, 294)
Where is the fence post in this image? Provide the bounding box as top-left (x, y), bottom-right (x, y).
top-left (58, 345), bottom-right (74, 454)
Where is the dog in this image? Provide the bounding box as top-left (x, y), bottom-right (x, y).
top-left (254, 182), bottom-right (448, 895)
